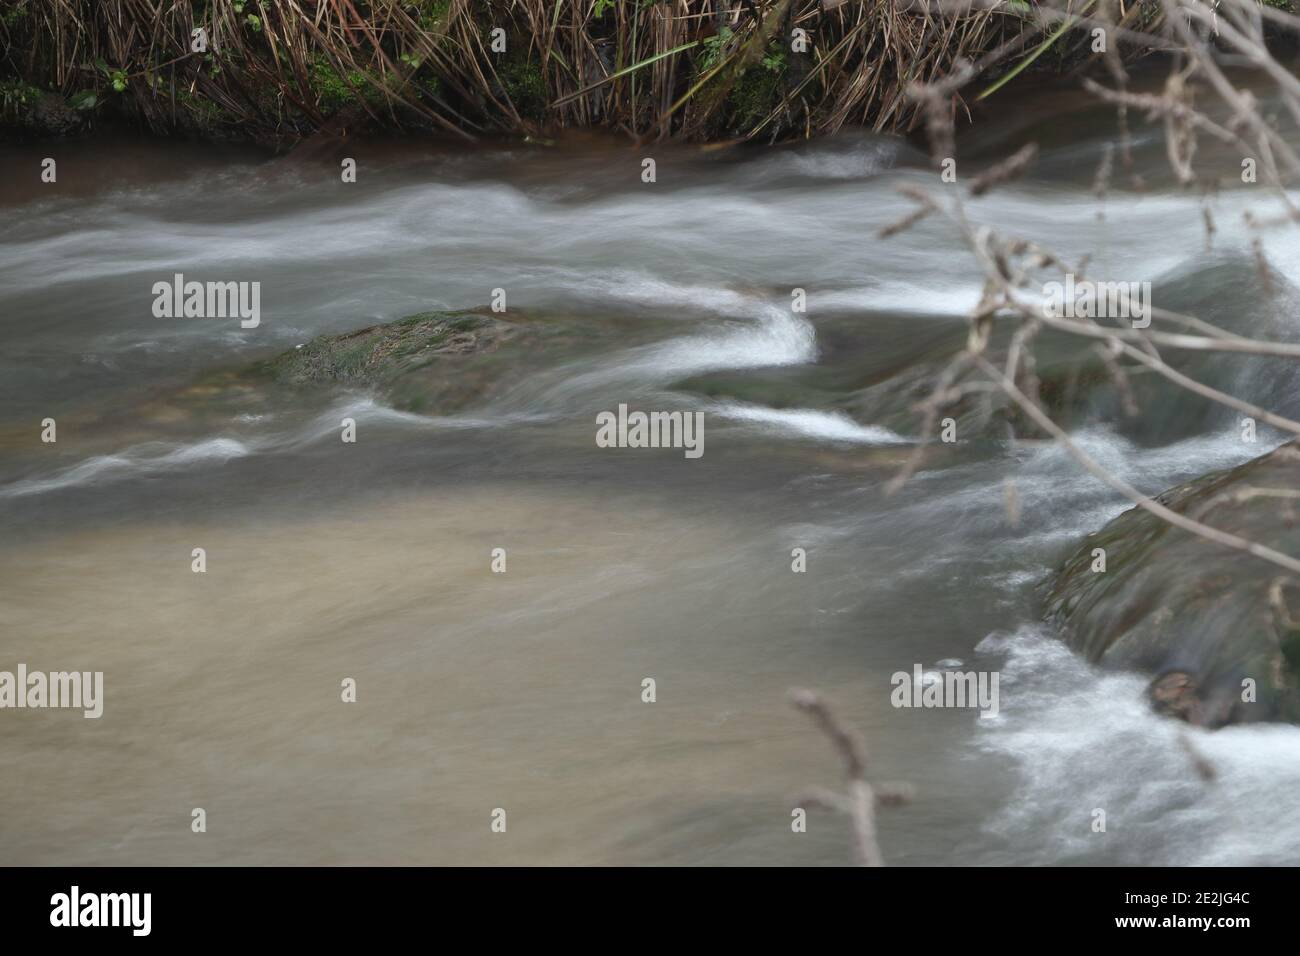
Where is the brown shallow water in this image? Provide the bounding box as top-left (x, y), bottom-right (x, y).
top-left (0, 488), bottom-right (933, 865)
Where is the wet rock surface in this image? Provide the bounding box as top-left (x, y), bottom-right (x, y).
top-left (1046, 441), bottom-right (1300, 726)
top-left (243, 308), bottom-right (525, 412)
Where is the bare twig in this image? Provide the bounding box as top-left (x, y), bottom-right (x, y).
top-left (790, 688), bottom-right (913, 866)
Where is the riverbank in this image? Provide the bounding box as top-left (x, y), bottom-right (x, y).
top-left (2, 0), bottom-right (1185, 149)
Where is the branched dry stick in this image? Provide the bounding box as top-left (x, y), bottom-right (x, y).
top-left (1268, 574), bottom-right (1300, 630)
top-left (968, 142), bottom-right (1039, 196)
top-left (976, 351), bottom-right (1300, 576)
top-left (1193, 484), bottom-right (1300, 521)
top-left (790, 688), bottom-right (913, 866)
top-left (875, 0), bottom-right (1300, 581)
top-left (1178, 731), bottom-right (1218, 781)
top-left (1092, 140), bottom-right (1115, 218)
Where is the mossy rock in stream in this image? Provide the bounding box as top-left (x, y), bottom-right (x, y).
top-left (241, 308), bottom-right (524, 413)
top-left (1045, 441), bottom-right (1300, 726)
top-left (116, 309), bottom-right (537, 437)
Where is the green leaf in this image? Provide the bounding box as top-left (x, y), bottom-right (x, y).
top-left (552, 40), bottom-right (700, 108)
top-left (977, 0), bottom-right (1097, 101)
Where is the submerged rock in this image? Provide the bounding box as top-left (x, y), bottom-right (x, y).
top-left (4, 308), bottom-right (579, 470)
top-left (1045, 441), bottom-right (1300, 726)
top-left (115, 309), bottom-right (541, 437)
top-left (244, 309), bottom-right (522, 411)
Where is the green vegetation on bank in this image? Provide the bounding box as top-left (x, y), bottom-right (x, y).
top-left (0, 0), bottom-right (1170, 147)
top-left (4, 1), bottom-right (1293, 145)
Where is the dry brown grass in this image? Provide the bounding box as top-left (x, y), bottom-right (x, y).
top-left (1, 1), bottom-right (1039, 144)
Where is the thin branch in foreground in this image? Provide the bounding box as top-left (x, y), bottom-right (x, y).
top-left (968, 142), bottom-right (1039, 196)
top-left (790, 688), bottom-right (913, 866)
top-left (1178, 731), bottom-right (1218, 782)
top-left (973, 353), bottom-right (1300, 577)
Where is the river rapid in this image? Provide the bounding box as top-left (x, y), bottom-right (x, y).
top-left (3, 79), bottom-right (1300, 865)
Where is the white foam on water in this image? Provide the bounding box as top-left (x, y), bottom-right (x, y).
top-left (738, 135), bottom-right (905, 182)
top-left (551, 298), bottom-right (818, 403)
top-left (285, 397), bottom-right (548, 448)
top-left (974, 625), bottom-right (1300, 866)
top-left (708, 401), bottom-right (909, 444)
top-left (637, 304), bottom-right (817, 376)
top-left (873, 426), bottom-right (1273, 594)
top-left (0, 398), bottom-right (550, 501)
top-left (0, 438), bottom-right (252, 499)
top-left (533, 269), bottom-right (763, 316)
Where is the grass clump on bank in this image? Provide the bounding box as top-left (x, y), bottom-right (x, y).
top-left (0, 0), bottom-right (1171, 147)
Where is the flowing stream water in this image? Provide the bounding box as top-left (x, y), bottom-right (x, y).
top-left (3, 80), bottom-right (1300, 865)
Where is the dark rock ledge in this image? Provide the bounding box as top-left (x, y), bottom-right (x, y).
top-left (1046, 441), bottom-right (1300, 727)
